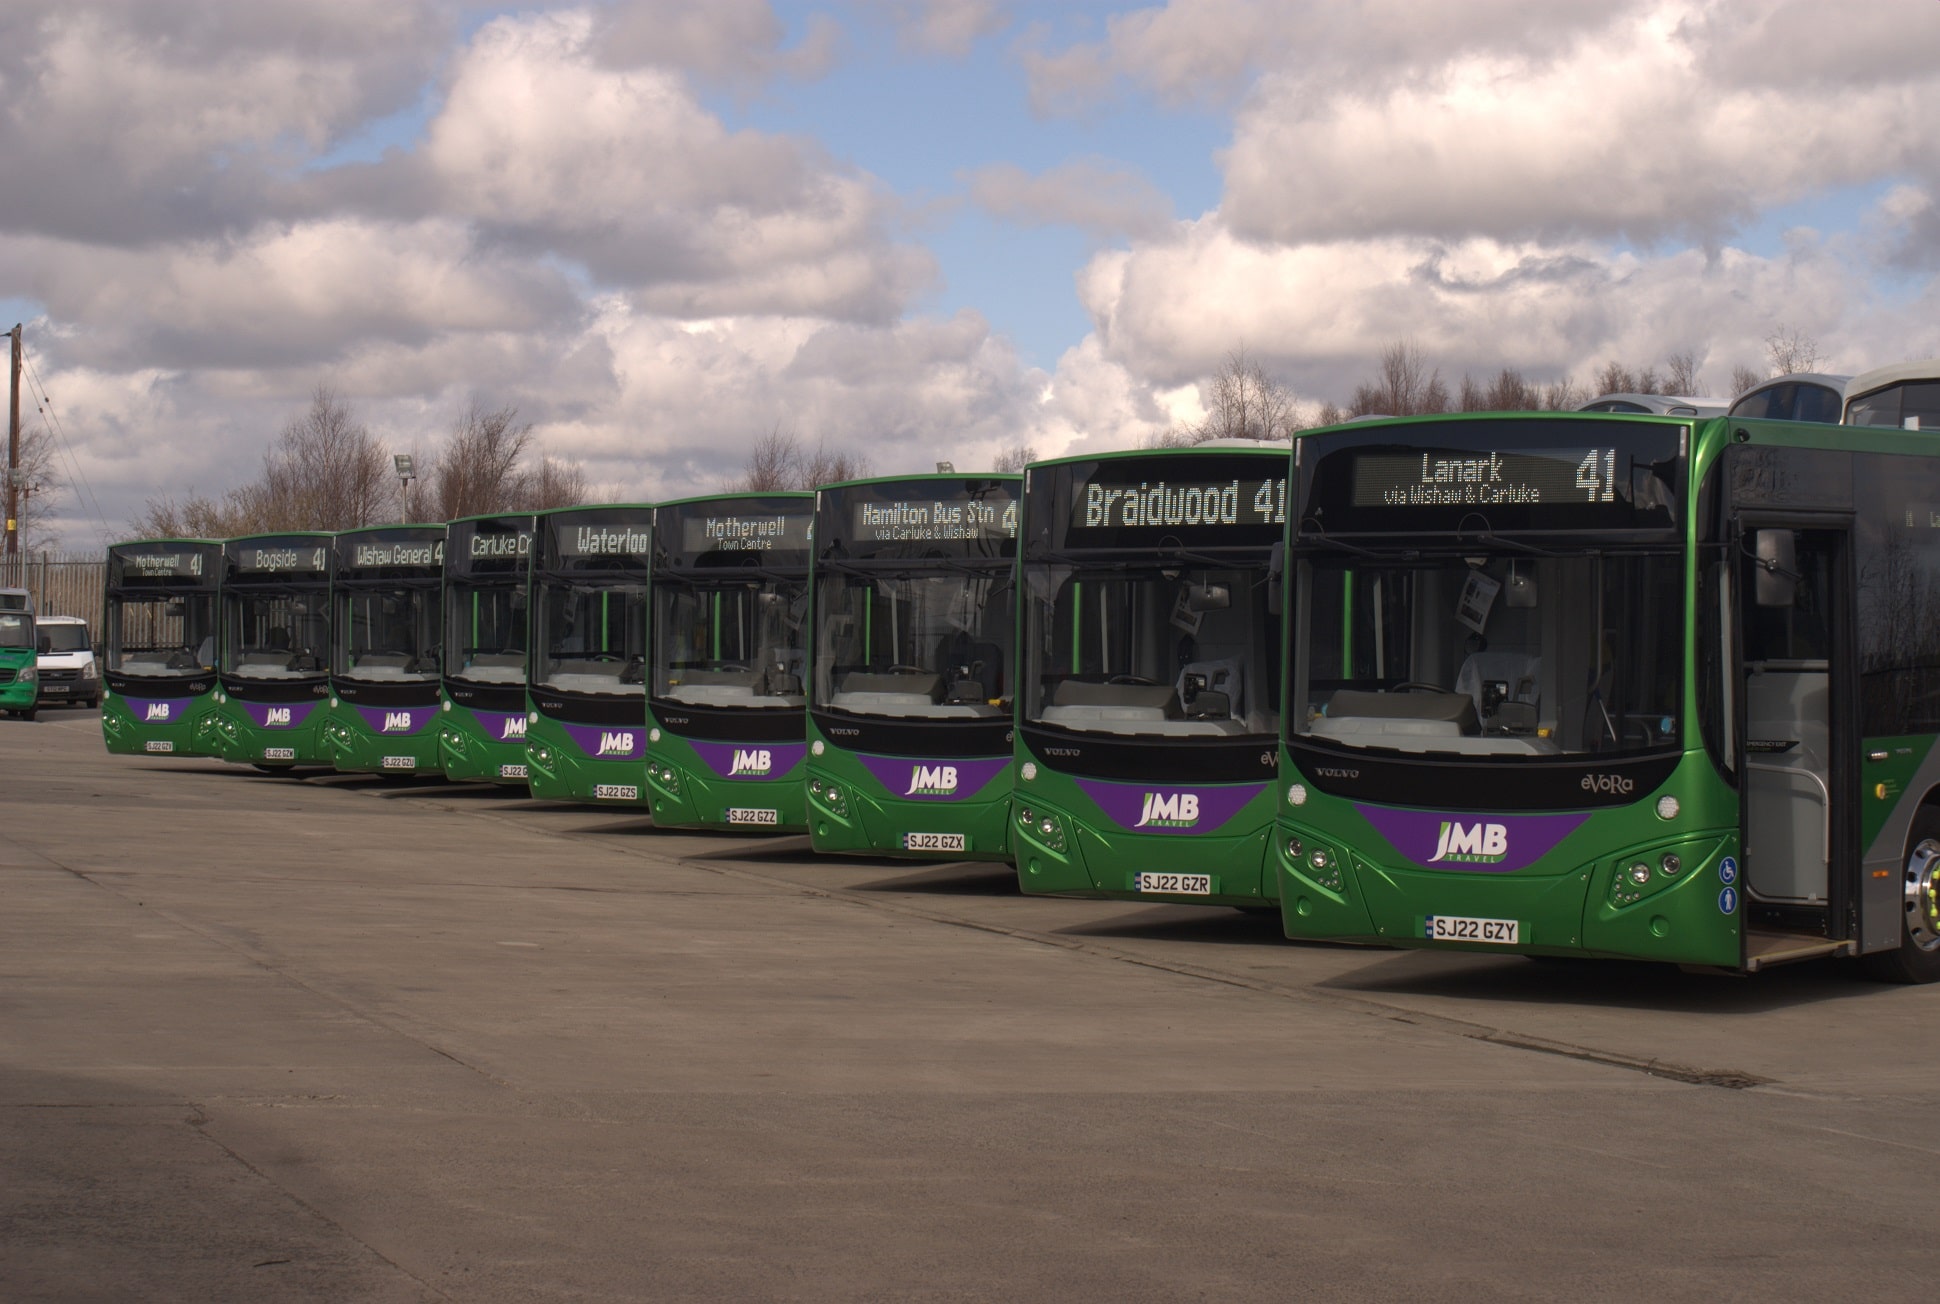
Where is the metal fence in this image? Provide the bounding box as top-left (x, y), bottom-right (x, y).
top-left (0, 552), bottom-right (106, 621)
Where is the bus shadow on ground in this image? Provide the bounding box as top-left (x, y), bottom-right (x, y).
top-left (681, 836), bottom-right (821, 865)
top-left (375, 782), bottom-right (531, 801)
top-left (1321, 950), bottom-right (1882, 1014)
top-left (849, 863), bottom-right (1019, 897)
top-left (1053, 907), bottom-right (1290, 946)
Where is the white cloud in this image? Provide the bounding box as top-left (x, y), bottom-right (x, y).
top-left (967, 159), bottom-right (1174, 241)
top-left (416, 11), bottom-right (933, 321)
top-left (864, 0), bottom-right (1011, 56)
top-left (593, 0), bottom-right (841, 83)
top-left (1073, 215), bottom-right (1915, 404)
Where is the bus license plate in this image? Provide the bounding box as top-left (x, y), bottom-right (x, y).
top-left (1425, 915), bottom-right (1520, 944)
top-left (594, 784), bottom-right (639, 801)
top-left (40, 684), bottom-right (68, 695)
top-left (1135, 872), bottom-right (1213, 896)
top-left (145, 740), bottom-right (174, 753)
top-left (263, 747), bottom-right (296, 761)
top-left (381, 756), bottom-right (415, 770)
top-left (499, 763), bottom-right (528, 780)
top-left (904, 832), bottom-right (967, 852)
top-left (727, 808), bottom-right (779, 826)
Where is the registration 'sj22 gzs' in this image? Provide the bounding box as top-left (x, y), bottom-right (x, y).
top-left (1279, 409), bottom-right (1940, 982)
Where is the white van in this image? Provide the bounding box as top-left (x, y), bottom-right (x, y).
top-left (35, 615), bottom-right (101, 709)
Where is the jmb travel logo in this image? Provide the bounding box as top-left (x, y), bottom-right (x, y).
top-left (1427, 821), bottom-right (1509, 864)
top-left (598, 730), bottom-right (636, 757)
top-left (905, 765), bottom-right (958, 797)
top-left (500, 716), bottom-right (527, 741)
top-left (729, 748), bottom-right (773, 777)
top-left (1135, 791), bottom-right (1200, 829)
top-left (265, 707), bottom-right (291, 726)
top-left (145, 702), bottom-right (172, 721)
top-left (382, 711), bottom-right (414, 733)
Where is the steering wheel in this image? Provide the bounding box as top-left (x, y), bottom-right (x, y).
top-left (715, 662), bottom-right (749, 672)
top-left (1108, 674), bottom-right (1159, 686)
top-left (1390, 681), bottom-right (1445, 693)
top-left (888, 664), bottom-right (927, 674)
top-left (588, 652), bottom-right (624, 663)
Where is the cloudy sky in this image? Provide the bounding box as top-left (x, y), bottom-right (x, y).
top-left (6, 0), bottom-right (1940, 547)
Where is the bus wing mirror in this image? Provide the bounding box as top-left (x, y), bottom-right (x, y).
top-left (1185, 582), bottom-right (1230, 613)
top-left (1753, 530), bottom-right (1799, 607)
top-left (1266, 542), bottom-right (1285, 617)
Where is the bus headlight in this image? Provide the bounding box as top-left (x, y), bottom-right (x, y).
top-left (649, 763), bottom-right (681, 796)
top-left (1017, 805), bottom-right (1065, 852)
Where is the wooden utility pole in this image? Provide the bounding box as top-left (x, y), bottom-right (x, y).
top-left (5, 323), bottom-right (20, 558)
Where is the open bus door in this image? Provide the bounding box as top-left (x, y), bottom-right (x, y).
top-left (1734, 519), bottom-right (1860, 970)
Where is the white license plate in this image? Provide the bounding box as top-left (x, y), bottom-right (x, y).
top-left (1425, 914), bottom-right (1521, 944)
top-left (41, 685), bottom-right (69, 694)
top-left (499, 763), bottom-right (528, 780)
top-left (594, 783), bottom-right (639, 801)
top-left (904, 832), bottom-right (967, 852)
top-left (263, 747), bottom-right (296, 761)
top-left (1134, 872), bottom-right (1213, 896)
top-left (381, 755), bottom-right (415, 770)
top-left (726, 807), bottom-right (779, 825)
top-left (145, 740), bottom-right (175, 753)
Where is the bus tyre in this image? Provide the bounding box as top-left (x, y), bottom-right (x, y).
top-left (1863, 808), bottom-right (1940, 984)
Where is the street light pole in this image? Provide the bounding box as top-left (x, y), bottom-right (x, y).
top-left (6, 323), bottom-right (21, 559)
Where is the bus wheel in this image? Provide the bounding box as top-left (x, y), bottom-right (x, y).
top-left (1863, 809), bottom-right (1940, 984)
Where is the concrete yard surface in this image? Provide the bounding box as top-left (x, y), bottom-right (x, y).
top-left (3, 710), bottom-right (1936, 1301)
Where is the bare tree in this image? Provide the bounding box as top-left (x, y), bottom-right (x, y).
top-left (1190, 346), bottom-right (1297, 441)
top-left (741, 426), bottom-right (798, 492)
top-left (4, 425), bottom-right (61, 548)
top-left (1766, 326), bottom-right (1823, 376)
top-left (253, 386), bottom-right (391, 530)
top-left (1538, 375), bottom-right (1584, 411)
top-left (1664, 350), bottom-right (1704, 395)
top-left (993, 443), bottom-right (1037, 473)
top-left (1730, 363), bottom-right (1763, 397)
top-left (735, 427), bottom-right (871, 491)
top-left (425, 402), bottom-right (532, 520)
top-left (1351, 341), bottom-right (1449, 417)
top-left (798, 438), bottom-right (871, 489)
top-left (524, 456), bottom-right (588, 510)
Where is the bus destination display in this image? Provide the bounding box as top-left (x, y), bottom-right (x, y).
top-left (348, 539), bottom-right (442, 567)
top-left (556, 522), bottom-right (654, 559)
top-left (122, 550), bottom-right (208, 578)
top-left (235, 543), bottom-right (329, 574)
top-left (679, 511), bottom-right (813, 554)
top-left (1351, 447), bottom-right (1628, 508)
top-left (1073, 475), bottom-right (1288, 530)
top-left (852, 496), bottom-right (1018, 543)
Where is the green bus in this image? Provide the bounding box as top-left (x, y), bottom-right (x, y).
top-left (322, 525), bottom-right (446, 777)
top-left (1278, 410), bottom-right (1940, 982)
top-left (209, 533), bottom-right (334, 770)
top-left (1011, 445), bottom-right (1291, 907)
top-left (438, 513), bottom-right (535, 785)
top-left (100, 539), bottom-right (223, 756)
top-left (525, 504), bottom-right (653, 805)
top-left (0, 604), bottom-right (35, 720)
top-left (805, 473), bottom-right (1020, 859)
top-left (645, 491), bottom-right (814, 832)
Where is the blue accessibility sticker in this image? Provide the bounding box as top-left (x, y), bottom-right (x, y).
top-left (1718, 856), bottom-right (1738, 886)
top-left (1719, 885), bottom-right (1739, 914)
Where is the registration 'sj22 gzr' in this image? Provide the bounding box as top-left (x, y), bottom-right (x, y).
top-left (805, 473), bottom-right (1020, 859)
top-left (1279, 407), bottom-right (1940, 982)
top-left (1011, 444), bottom-right (1291, 908)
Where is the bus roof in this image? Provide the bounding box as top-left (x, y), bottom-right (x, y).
top-left (1577, 393), bottom-right (1728, 417)
top-left (1843, 358), bottom-right (1940, 402)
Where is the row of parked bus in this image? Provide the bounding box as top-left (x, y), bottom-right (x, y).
top-left (96, 360), bottom-right (1940, 982)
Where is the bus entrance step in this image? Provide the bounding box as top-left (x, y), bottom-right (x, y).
top-left (1744, 930), bottom-right (1855, 971)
